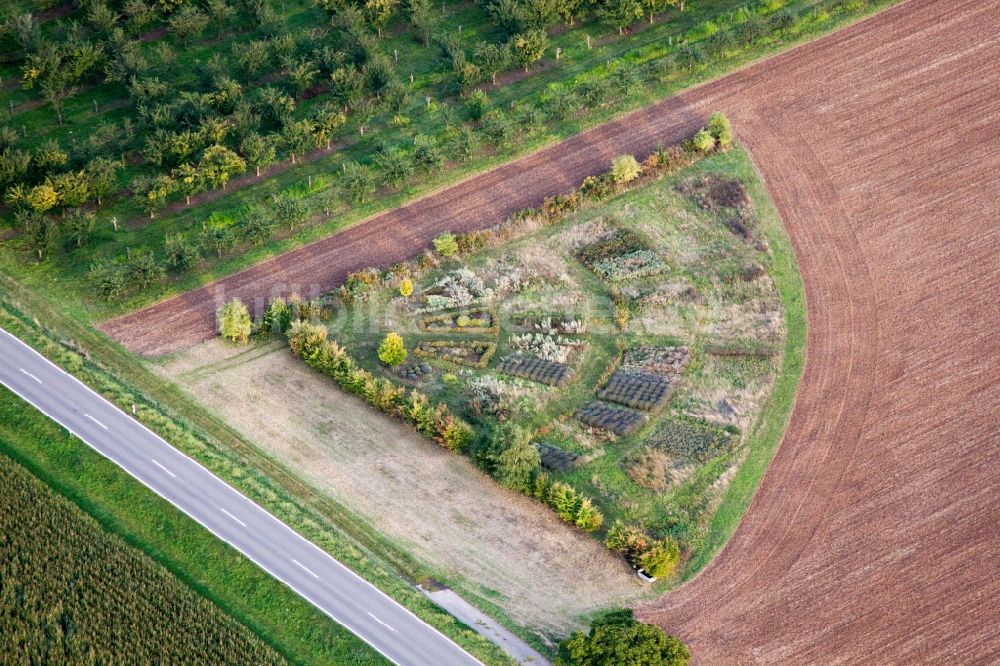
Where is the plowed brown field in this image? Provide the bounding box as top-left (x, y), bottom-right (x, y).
top-left (103, 0), bottom-right (1000, 662)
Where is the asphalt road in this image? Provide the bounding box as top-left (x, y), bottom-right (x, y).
top-left (0, 327), bottom-right (482, 666)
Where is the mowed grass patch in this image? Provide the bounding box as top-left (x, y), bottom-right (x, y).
top-left (0, 387), bottom-right (387, 666)
top-left (154, 339), bottom-right (647, 645)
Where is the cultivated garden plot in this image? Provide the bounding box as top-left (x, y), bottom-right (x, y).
top-left (282, 146), bottom-right (788, 579)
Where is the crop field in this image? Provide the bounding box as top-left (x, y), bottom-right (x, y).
top-left (0, 452), bottom-right (286, 664)
top-left (0, 0), bottom-right (893, 328)
top-left (636, 1), bottom-right (1000, 664)
top-left (157, 145), bottom-right (804, 642)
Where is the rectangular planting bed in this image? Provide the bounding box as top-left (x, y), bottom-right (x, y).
top-left (576, 401), bottom-right (648, 436)
top-left (495, 355), bottom-right (575, 387)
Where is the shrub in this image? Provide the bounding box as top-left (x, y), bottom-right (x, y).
top-left (286, 319), bottom-right (327, 357)
top-left (493, 426), bottom-right (541, 492)
top-left (546, 481), bottom-right (603, 529)
top-left (605, 521), bottom-right (651, 561)
top-left (342, 267), bottom-right (384, 303)
top-left (542, 192), bottom-right (581, 220)
top-left (164, 232), bottom-right (201, 273)
top-left (399, 278), bottom-right (414, 298)
top-left (437, 411), bottom-right (474, 451)
top-left (547, 482), bottom-right (581, 522)
top-left (433, 232), bottom-right (459, 257)
top-left (610, 154), bottom-right (642, 185)
top-left (378, 332), bottom-right (408, 367)
top-left (638, 538), bottom-right (681, 579)
top-left (456, 229), bottom-right (489, 254)
top-left (466, 89), bottom-right (491, 121)
top-left (235, 205), bottom-right (276, 246)
top-left (479, 110), bottom-right (516, 148)
top-left (413, 135), bottom-right (444, 173)
top-left (255, 297), bottom-right (291, 338)
top-left (674, 43), bottom-right (705, 71)
top-left (556, 609), bottom-right (690, 666)
top-left (218, 298), bottom-right (252, 344)
top-left (707, 112), bottom-right (733, 148)
top-left (692, 128), bottom-right (716, 153)
top-left (89, 250), bottom-right (165, 301)
top-left (341, 161), bottom-right (376, 203)
top-left (574, 498), bottom-right (604, 532)
top-left (579, 174), bottom-right (615, 200)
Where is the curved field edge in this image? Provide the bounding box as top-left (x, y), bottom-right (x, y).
top-left (0, 388), bottom-right (384, 666)
top-left (0, 297), bottom-right (514, 665)
top-left (679, 148), bottom-right (805, 580)
top-left (2, 0), bottom-right (901, 323)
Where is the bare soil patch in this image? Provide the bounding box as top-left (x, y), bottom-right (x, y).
top-left (155, 340), bottom-right (646, 641)
top-left (109, 0), bottom-right (1000, 661)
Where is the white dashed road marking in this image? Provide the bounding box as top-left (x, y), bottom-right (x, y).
top-left (293, 559), bottom-right (320, 579)
top-left (19, 368), bottom-right (42, 383)
top-left (84, 413), bottom-right (108, 430)
top-left (151, 459), bottom-right (177, 478)
top-left (369, 612), bottom-right (398, 633)
top-left (220, 507), bottom-right (247, 527)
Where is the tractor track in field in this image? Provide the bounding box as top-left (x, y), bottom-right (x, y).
top-left (103, 0), bottom-right (1000, 662)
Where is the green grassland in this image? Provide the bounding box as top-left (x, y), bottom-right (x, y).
top-left (0, 395), bottom-right (380, 666)
top-left (0, 0), bottom-right (894, 322)
top-left (290, 145), bottom-right (805, 584)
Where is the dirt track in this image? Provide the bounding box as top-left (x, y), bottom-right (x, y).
top-left (103, 0), bottom-right (1000, 661)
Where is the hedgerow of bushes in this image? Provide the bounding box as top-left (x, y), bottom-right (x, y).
top-left (285, 319), bottom-right (474, 452)
top-left (335, 122), bottom-right (716, 307)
